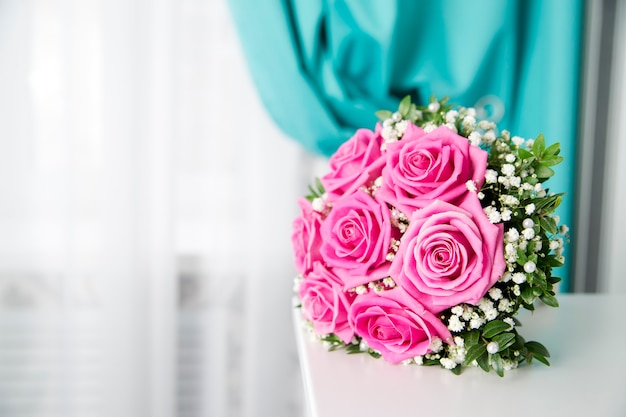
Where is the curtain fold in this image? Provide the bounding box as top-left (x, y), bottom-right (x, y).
top-left (228, 0), bottom-right (584, 289)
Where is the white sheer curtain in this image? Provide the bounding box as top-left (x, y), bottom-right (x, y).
top-left (0, 0), bottom-right (310, 416)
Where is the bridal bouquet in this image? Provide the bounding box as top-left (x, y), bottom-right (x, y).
top-left (292, 97), bottom-right (567, 376)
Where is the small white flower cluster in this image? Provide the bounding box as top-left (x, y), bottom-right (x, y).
top-left (385, 238), bottom-right (401, 261)
top-left (390, 207), bottom-right (409, 233)
top-left (442, 289), bottom-right (513, 336)
top-left (349, 277), bottom-right (397, 295)
top-left (381, 112), bottom-right (409, 149)
top-left (311, 193), bottom-right (330, 214)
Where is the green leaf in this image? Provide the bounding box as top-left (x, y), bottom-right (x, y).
top-left (532, 134), bottom-right (546, 155)
top-left (540, 292), bottom-right (559, 308)
top-left (482, 320), bottom-right (511, 338)
top-left (532, 353), bottom-right (551, 366)
top-left (521, 285), bottom-right (536, 305)
top-left (540, 155), bottom-right (565, 166)
top-left (368, 349), bottom-right (382, 359)
top-left (493, 333), bottom-right (516, 351)
top-left (544, 142), bottom-right (561, 157)
top-left (491, 353), bottom-right (504, 377)
top-left (547, 276), bottom-right (563, 285)
top-left (375, 110), bottom-right (393, 121)
top-left (526, 341), bottom-right (551, 358)
top-left (346, 344), bottom-right (362, 354)
top-left (476, 351), bottom-right (490, 372)
top-left (450, 365), bottom-right (463, 375)
top-left (517, 148), bottom-right (534, 160)
top-left (534, 164), bottom-right (555, 179)
top-left (540, 217), bottom-right (558, 234)
top-left (399, 95), bottom-right (411, 116)
top-left (465, 330), bottom-right (480, 347)
top-left (315, 177), bottom-right (325, 194)
top-left (464, 344), bottom-right (487, 366)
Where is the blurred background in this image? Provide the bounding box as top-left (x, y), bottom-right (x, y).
top-left (0, 0), bottom-right (624, 416)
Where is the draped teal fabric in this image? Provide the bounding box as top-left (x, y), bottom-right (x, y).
top-left (228, 0), bottom-right (583, 290)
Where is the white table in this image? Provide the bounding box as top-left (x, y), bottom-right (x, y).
top-left (293, 294), bottom-right (626, 417)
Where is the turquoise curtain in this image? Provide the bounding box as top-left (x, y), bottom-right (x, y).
top-left (228, 0), bottom-right (583, 290)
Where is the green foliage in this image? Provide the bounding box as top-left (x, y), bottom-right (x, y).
top-left (305, 177), bottom-right (325, 202)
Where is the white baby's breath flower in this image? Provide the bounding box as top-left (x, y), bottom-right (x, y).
top-left (478, 120), bottom-right (496, 130)
top-left (484, 308), bottom-right (498, 321)
top-left (445, 110), bottom-right (459, 123)
top-left (382, 277), bottom-right (396, 288)
top-left (501, 209), bottom-right (512, 222)
top-left (381, 126), bottom-right (396, 142)
top-left (470, 316), bottom-right (485, 329)
top-left (500, 271), bottom-right (512, 283)
top-left (448, 315), bottom-right (465, 332)
top-left (488, 287), bottom-right (503, 300)
top-left (423, 122), bottom-right (437, 133)
top-left (512, 272), bottom-right (526, 284)
top-left (483, 207), bottom-right (501, 224)
top-left (502, 195), bottom-right (520, 206)
top-left (429, 336), bottom-right (443, 353)
top-left (505, 154), bottom-right (516, 163)
top-left (414, 356), bottom-right (424, 365)
top-left (502, 164), bottom-right (515, 176)
top-left (466, 180), bottom-right (477, 192)
top-left (485, 169), bottom-right (498, 184)
top-left (512, 136), bottom-right (525, 147)
top-left (477, 298), bottom-right (493, 312)
top-left (506, 228), bottom-right (520, 243)
top-left (498, 298), bottom-right (512, 312)
top-left (355, 285), bottom-right (368, 295)
top-left (482, 129), bottom-right (496, 144)
top-left (525, 203), bottom-right (536, 215)
top-left (451, 305), bottom-right (464, 316)
top-left (522, 228), bottom-right (535, 240)
top-left (462, 115), bottom-right (476, 130)
top-left (503, 317), bottom-right (515, 329)
top-left (440, 358), bottom-right (457, 370)
top-left (468, 131), bottom-right (482, 147)
top-left (395, 120), bottom-right (408, 135)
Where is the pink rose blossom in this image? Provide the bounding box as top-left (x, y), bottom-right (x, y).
top-left (299, 262), bottom-right (355, 343)
top-left (349, 287), bottom-right (452, 364)
top-left (377, 124), bottom-right (488, 216)
top-left (389, 195), bottom-right (505, 313)
top-left (292, 198), bottom-right (324, 275)
top-left (321, 127), bottom-right (385, 201)
top-left (320, 189), bottom-right (393, 289)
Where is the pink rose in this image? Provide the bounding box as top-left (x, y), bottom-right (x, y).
top-left (299, 262), bottom-right (356, 343)
top-left (349, 287), bottom-right (452, 364)
top-left (320, 189), bottom-right (393, 289)
top-left (389, 195), bottom-right (505, 313)
top-left (321, 127), bottom-right (385, 201)
top-left (292, 198), bottom-right (324, 275)
top-left (377, 124), bottom-right (488, 216)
